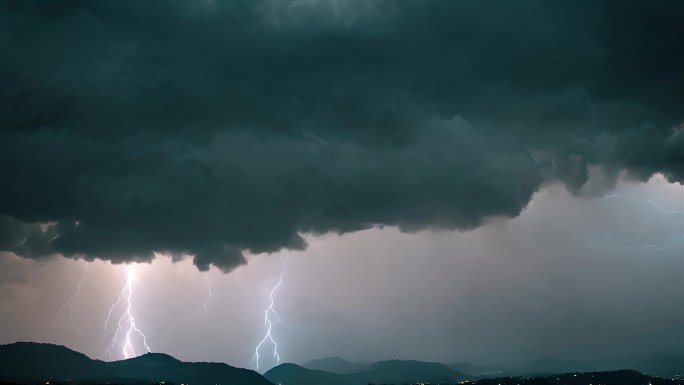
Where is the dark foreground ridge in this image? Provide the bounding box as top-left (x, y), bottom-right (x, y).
top-left (470, 370), bottom-right (683, 385)
top-left (0, 342), bottom-right (271, 385)
top-left (265, 362), bottom-right (684, 385)
top-left (2, 343), bottom-right (682, 385)
top-left (266, 360), bottom-right (473, 385)
top-left (302, 356), bottom-right (371, 374)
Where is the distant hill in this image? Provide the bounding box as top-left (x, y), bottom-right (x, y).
top-left (4, 343), bottom-right (679, 385)
top-left (473, 369), bottom-right (683, 385)
top-left (265, 363), bottom-right (348, 385)
top-left (0, 342), bottom-right (272, 385)
top-left (111, 352), bottom-right (181, 367)
top-left (360, 360), bottom-right (470, 384)
top-left (266, 365), bottom-right (683, 385)
top-left (0, 342), bottom-right (102, 381)
top-left (630, 352), bottom-right (684, 378)
top-left (521, 357), bottom-right (592, 374)
top-left (302, 356), bottom-right (370, 374)
top-left (447, 362), bottom-right (503, 377)
top-left (265, 360), bottom-right (471, 385)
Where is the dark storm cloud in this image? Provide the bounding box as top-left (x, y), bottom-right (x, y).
top-left (1, 0), bottom-right (682, 271)
top-left (0, 217), bottom-right (57, 259)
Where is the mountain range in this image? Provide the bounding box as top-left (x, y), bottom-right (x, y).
top-left (266, 360), bottom-right (471, 385)
top-left (300, 356), bottom-right (593, 378)
top-left (1, 342), bottom-right (681, 385)
top-left (302, 356), bottom-right (371, 374)
top-left (0, 342), bottom-right (270, 385)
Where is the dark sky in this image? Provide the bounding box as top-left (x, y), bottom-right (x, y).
top-left (0, 0), bottom-right (682, 374)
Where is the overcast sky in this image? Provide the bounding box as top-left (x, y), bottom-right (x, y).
top-left (0, 0), bottom-right (682, 375)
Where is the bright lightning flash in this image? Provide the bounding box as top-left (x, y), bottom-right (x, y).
top-left (578, 193), bottom-right (684, 251)
top-left (202, 275), bottom-right (214, 327)
top-left (50, 261), bottom-right (89, 336)
top-left (203, 276), bottom-right (213, 311)
top-left (103, 265), bottom-right (151, 359)
top-left (253, 256), bottom-right (289, 371)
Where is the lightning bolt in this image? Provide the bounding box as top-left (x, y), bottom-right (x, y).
top-left (514, 190), bottom-right (683, 253)
top-left (202, 275), bottom-right (214, 327)
top-left (253, 256), bottom-right (289, 371)
top-left (579, 232), bottom-right (683, 252)
top-left (604, 193), bottom-right (684, 216)
top-left (50, 261), bottom-right (89, 337)
top-left (102, 264), bottom-right (152, 359)
top-left (203, 275), bottom-right (213, 311)
top-left (101, 287), bottom-right (123, 352)
top-left (578, 193), bottom-right (684, 251)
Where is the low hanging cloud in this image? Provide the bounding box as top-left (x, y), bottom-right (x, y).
top-left (1, 0), bottom-right (682, 271)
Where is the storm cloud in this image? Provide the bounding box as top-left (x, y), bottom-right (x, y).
top-left (1, 0), bottom-right (683, 270)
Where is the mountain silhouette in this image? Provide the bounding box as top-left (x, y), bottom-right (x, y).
top-left (361, 360), bottom-right (470, 384)
top-left (302, 356), bottom-right (370, 374)
top-left (630, 352), bottom-right (684, 378)
top-left (0, 342), bottom-right (102, 381)
top-left (522, 357), bottom-right (593, 374)
top-left (265, 363), bottom-right (348, 385)
top-left (110, 353), bottom-right (182, 367)
top-left (3, 343), bottom-right (679, 385)
top-left (265, 359), bottom-right (471, 385)
top-left (473, 369), bottom-right (682, 385)
top-left (447, 361), bottom-right (503, 376)
top-left (0, 342), bottom-right (272, 385)
top-left (266, 364), bottom-right (683, 385)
